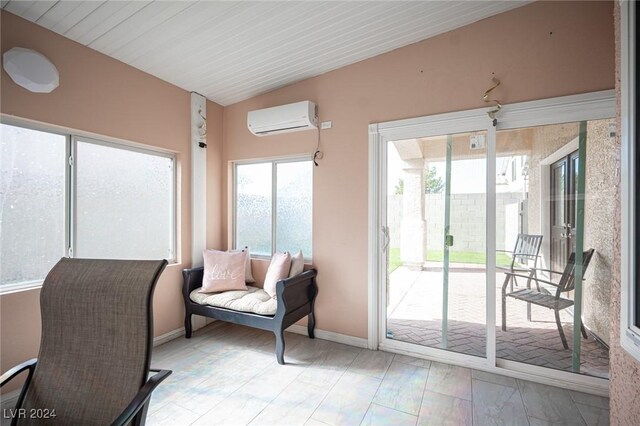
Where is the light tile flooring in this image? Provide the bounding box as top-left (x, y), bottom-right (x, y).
top-left (146, 321), bottom-right (609, 426)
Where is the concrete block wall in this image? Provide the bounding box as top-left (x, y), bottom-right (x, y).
top-left (388, 192), bottom-right (525, 254)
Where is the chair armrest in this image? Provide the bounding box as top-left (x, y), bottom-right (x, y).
top-left (0, 358), bottom-right (37, 388)
top-left (529, 267), bottom-right (564, 275)
top-left (275, 269), bottom-right (318, 316)
top-left (504, 271), bottom-right (558, 287)
top-left (182, 267), bottom-right (204, 302)
top-left (111, 369), bottom-right (172, 426)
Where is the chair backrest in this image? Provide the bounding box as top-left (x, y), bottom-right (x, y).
top-left (19, 258), bottom-right (167, 425)
top-left (511, 234), bottom-right (543, 267)
top-left (557, 249), bottom-right (595, 294)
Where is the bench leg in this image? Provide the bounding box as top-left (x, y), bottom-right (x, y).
top-left (307, 312), bottom-right (316, 339)
top-left (275, 329), bottom-right (285, 365)
top-left (184, 313), bottom-right (192, 339)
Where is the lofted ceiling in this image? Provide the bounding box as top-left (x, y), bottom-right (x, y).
top-left (2, 1), bottom-right (528, 106)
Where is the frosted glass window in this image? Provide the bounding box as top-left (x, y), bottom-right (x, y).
top-left (0, 124), bottom-right (66, 287)
top-left (75, 140), bottom-right (174, 260)
top-left (235, 163), bottom-right (272, 256)
top-left (276, 161), bottom-right (312, 256)
top-left (234, 159), bottom-right (312, 258)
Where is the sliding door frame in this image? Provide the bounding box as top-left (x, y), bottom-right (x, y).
top-left (368, 90), bottom-right (615, 395)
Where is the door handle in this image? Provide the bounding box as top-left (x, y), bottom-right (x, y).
top-left (445, 234), bottom-right (454, 247)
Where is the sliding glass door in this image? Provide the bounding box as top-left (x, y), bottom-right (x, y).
top-left (495, 119), bottom-right (614, 379)
top-left (384, 130), bottom-right (487, 358)
top-left (372, 91), bottom-right (615, 387)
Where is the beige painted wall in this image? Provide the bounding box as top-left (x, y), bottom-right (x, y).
top-left (609, 2), bottom-right (640, 422)
top-left (0, 11), bottom-right (224, 392)
top-left (221, 1), bottom-right (615, 339)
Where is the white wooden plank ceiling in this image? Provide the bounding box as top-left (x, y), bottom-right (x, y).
top-left (2, 1), bottom-right (528, 106)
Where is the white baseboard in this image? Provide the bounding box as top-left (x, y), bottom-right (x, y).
top-left (153, 327), bottom-right (185, 347)
top-left (286, 324), bottom-right (369, 349)
top-left (152, 323), bottom-right (369, 350)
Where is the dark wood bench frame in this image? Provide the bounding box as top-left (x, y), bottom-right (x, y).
top-left (182, 267), bottom-right (318, 364)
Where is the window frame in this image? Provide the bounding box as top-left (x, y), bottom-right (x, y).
top-left (70, 135), bottom-right (177, 262)
top-left (0, 117), bottom-right (177, 294)
top-left (621, 0), bottom-right (640, 362)
top-left (232, 156), bottom-right (313, 260)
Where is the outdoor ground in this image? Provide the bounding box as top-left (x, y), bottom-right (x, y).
top-left (386, 266), bottom-right (610, 379)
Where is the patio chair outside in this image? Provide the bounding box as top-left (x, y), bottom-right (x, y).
top-left (0, 258), bottom-right (171, 426)
top-left (497, 233), bottom-right (543, 292)
top-left (501, 249), bottom-right (595, 349)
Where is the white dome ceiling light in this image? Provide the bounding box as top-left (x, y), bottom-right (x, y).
top-left (3, 47), bottom-right (59, 93)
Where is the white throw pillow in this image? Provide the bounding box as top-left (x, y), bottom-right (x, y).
top-left (263, 252), bottom-right (292, 299)
top-left (289, 250), bottom-right (304, 278)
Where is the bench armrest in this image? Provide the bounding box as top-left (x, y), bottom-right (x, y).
top-left (275, 269), bottom-right (318, 317)
top-left (183, 266), bottom-right (204, 302)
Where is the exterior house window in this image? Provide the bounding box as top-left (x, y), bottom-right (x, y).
top-left (234, 158), bottom-right (312, 258)
top-left (0, 123), bottom-right (176, 293)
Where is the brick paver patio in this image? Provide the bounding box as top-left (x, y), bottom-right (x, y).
top-left (386, 266), bottom-right (609, 379)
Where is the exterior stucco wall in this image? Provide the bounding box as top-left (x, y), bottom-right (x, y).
top-left (583, 120), bottom-right (617, 346)
top-left (525, 121), bottom-right (614, 345)
top-left (527, 123), bottom-right (580, 239)
top-left (610, 2), bottom-right (640, 423)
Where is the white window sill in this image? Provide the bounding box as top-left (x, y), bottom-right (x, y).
top-left (1, 280), bottom-right (43, 295)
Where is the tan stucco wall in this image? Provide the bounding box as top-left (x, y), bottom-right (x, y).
top-left (525, 120), bottom-right (615, 345)
top-left (583, 120), bottom-right (617, 345)
top-left (609, 2), bottom-right (640, 423)
top-left (526, 122), bottom-right (580, 238)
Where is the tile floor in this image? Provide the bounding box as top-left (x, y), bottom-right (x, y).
top-left (386, 267), bottom-right (610, 378)
top-left (144, 321), bottom-right (609, 426)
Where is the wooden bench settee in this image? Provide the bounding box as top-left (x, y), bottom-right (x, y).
top-left (182, 266), bottom-right (318, 364)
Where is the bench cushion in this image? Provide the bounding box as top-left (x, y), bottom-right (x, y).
top-left (190, 286), bottom-right (277, 316)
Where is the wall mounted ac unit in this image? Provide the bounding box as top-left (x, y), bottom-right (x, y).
top-left (247, 101), bottom-right (318, 136)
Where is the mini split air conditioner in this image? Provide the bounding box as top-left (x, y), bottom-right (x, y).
top-left (247, 101), bottom-right (318, 136)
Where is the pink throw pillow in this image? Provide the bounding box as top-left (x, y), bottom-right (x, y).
top-left (200, 249), bottom-right (247, 293)
top-left (263, 252), bottom-right (292, 298)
